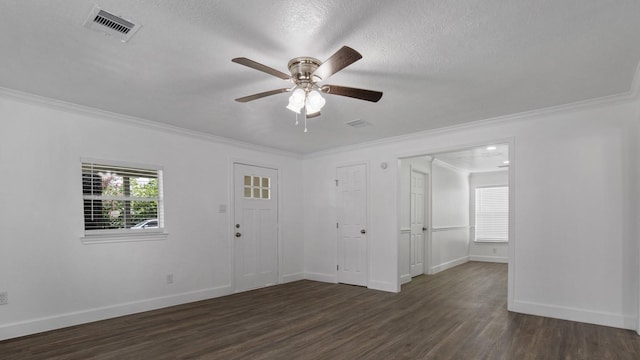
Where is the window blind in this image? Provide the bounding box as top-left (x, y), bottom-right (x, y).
top-left (82, 162), bottom-right (163, 232)
top-left (475, 186), bottom-right (508, 242)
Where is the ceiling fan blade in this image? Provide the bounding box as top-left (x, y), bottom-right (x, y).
top-left (235, 88), bottom-right (290, 102)
top-left (232, 57), bottom-right (290, 80)
top-left (321, 85), bottom-right (383, 102)
top-left (312, 46), bottom-right (362, 81)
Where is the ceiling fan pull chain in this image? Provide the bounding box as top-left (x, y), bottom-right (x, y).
top-left (295, 112), bottom-right (299, 126)
top-left (304, 109), bottom-right (308, 133)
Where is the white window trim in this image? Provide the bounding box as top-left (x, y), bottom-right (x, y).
top-left (80, 158), bottom-right (167, 244)
top-left (473, 238), bottom-right (508, 244)
top-left (81, 230), bottom-right (169, 244)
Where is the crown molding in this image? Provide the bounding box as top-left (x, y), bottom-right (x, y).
top-left (3, 60), bottom-right (639, 161)
top-left (304, 66), bottom-right (640, 160)
top-left (0, 87), bottom-right (302, 160)
top-left (432, 158), bottom-right (469, 176)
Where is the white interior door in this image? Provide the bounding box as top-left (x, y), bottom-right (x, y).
top-left (410, 168), bottom-right (426, 277)
top-left (337, 164), bottom-right (367, 286)
top-left (234, 163), bottom-right (278, 292)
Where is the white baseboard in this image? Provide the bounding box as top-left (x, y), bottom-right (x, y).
top-left (469, 255), bottom-right (508, 263)
top-left (368, 280), bottom-right (399, 293)
top-left (510, 299), bottom-right (637, 330)
top-left (400, 273), bottom-right (412, 285)
top-left (430, 256), bottom-right (469, 274)
top-left (304, 272), bottom-right (337, 283)
top-left (0, 285), bottom-right (233, 341)
top-left (282, 272), bottom-right (304, 283)
top-left (304, 272), bottom-right (398, 293)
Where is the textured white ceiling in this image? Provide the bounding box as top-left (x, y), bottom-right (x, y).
top-left (1, 1), bottom-right (639, 154)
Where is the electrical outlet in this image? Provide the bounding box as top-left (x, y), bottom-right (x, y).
top-left (0, 291), bottom-right (8, 305)
top-left (492, 248), bottom-right (497, 254)
top-left (166, 274), bottom-right (174, 284)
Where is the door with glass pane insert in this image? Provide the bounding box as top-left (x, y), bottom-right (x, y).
top-left (234, 163), bottom-right (278, 292)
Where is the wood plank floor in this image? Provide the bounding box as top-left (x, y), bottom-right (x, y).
top-left (2, 262), bottom-right (640, 359)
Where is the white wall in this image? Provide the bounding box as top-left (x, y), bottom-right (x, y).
top-left (430, 160), bottom-right (470, 273)
top-left (0, 92), bottom-right (304, 340)
top-left (303, 157), bottom-right (398, 292)
top-left (469, 170), bottom-right (509, 263)
top-left (303, 95), bottom-right (639, 329)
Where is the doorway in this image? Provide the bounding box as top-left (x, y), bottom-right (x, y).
top-left (398, 142), bottom-right (511, 290)
top-left (233, 163), bottom-right (279, 292)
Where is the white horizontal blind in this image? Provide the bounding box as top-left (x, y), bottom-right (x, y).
top-left (475, 186), bottom-right (508, 242)
top-left (82, 162), bottom-right (163, 232)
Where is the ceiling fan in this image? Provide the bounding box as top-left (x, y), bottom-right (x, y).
top-left (232, 46), bottom-right (383, 123)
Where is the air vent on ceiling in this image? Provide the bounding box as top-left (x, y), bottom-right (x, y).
top-left (345, 119), bottom-right (372, 128)
top-left (83, 6), bottom-right (141, 42)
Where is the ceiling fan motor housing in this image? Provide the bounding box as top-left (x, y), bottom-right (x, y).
top-left (288, 57), bottom-right (322, 86)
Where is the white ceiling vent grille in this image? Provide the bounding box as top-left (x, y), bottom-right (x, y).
top-left (345, 119), bottom-right (372, 128)
top-left (83, 6), bottom-right (141, 42)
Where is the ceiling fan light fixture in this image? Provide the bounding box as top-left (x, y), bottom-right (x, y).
top-left (286, 88), bottom-right (306, 113)
top-left (285, 103), bottom-right (302, 114)
top-left (305, 90), bottom-right (325, 114)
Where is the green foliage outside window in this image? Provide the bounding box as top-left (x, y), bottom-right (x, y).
top-left (100, 173), bottom-right (158, 229)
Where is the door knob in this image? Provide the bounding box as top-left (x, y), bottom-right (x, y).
top-left (361, 229), bottom-right (366, 234)
top-left (235, 232), bottom-right (242, 237)
top-left (423, 227), bottom-right (427, 231)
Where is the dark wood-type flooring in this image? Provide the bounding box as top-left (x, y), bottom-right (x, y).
top-left (2, 262), bottom-right (640, 359)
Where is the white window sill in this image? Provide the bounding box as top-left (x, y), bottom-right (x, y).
top-left (474, 239), bottom-right (508, 244)
top-left (81, 231), bottom-right (169, 244)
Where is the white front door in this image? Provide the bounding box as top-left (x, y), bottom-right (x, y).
top-left (410, 168), bottom-right (426, 277)
top-left (336, 164), bottom-right (367, 286)
top-left (234, 163), bottom-right (278, 292)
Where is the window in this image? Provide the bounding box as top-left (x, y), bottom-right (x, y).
top-left (474, 186), bottom-right (508, 242)
top-left (81, 160), bottom-right (165, 242)
top-left (243, 175), bottom-right (271, 199)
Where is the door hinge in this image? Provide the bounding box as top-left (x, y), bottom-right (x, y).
top-left (337, 265), bottom-right (339, 271)
top-left (335, 179), bottom-right (339, 186)
top-left (336, 222), bottom-right (339, 229)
